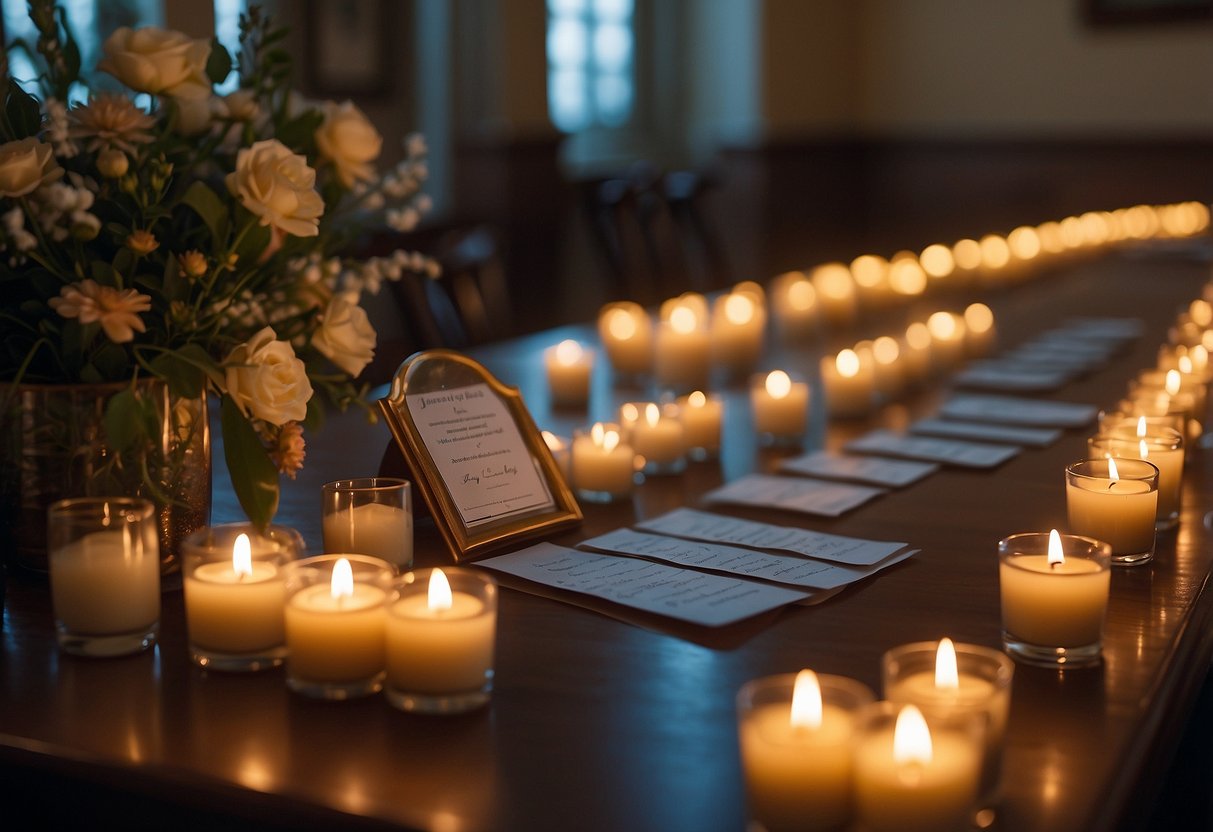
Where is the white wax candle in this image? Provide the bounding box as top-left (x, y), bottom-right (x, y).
top-left (810, 263), bottom-right (857, 328)
top-left (739, 702), bottom-right (855, 831)
top-left (1091, 435), bottom-right (1183, 523)
top-left (185, 560), bottom-right (284, 653)
top-left (655, 306), bottom-right (710, 392)
top-left (770, 270), bottom-right (817, 340)
top-left (545, 339), bottom-right (593, 407)
top-left (322, 501), bottom-right (414, 567)
top-left (902, 322), bottom-right (934, 384)
top-left (285, 583), bottom-right (387, 683)
top-left (927, 311), bottom-right (966, 371)
top-left (963, 303), bottom-right (996, 357)
top-left (50, 529), bottom-right (160, 635)
top-left (821, 349), bottom-right (875, 417)
top-left (853, 717), bottom-right (981, 832)
top-left (571, 423), bottom-right (635, 496)
top-left (710, 291), bottom-right (766, 376)
top-left (678, 391), bottom-right (722, 455)
top-left (1066, 466), bottom-right (1157, 556)
top-left (598, 302), bottom-right (653, 375)
top-left (751, 371), bottom-right (809, 439)
top-left (871, 336), bottom-right (905, 400)
top-left (630, 403), bottom-right (684, 466)
top-left (999, 555), bottom-right (1109, 646)
top-left (386, 588), bottom-right (495, 694)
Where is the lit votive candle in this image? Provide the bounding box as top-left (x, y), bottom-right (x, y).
top-left (902, 322), bottom-right (934, 386)
top-left (927, 311), bottom-right (966, 372)
top-left (598, 301), bottom-right (653, 378)
top-left (871, 335), bottom-right (905, 400)
top-left (770, 270), bottom-right (818, 341)
top-left (821, 348), bottom-right (875, 418)
top-left (737, 670), bottom-right (875, 832)
top-left (1089, 421), bottom-right (1183, 530)
top-left (385, 568), bottom-right (497, 714)
top-left (183, 523), bottom-right (302, 672)
top-left (1065, 457), bottom-right (1158, 566)
top-left (542, 430), bottom-right (573, 483)
top-left (678, 391), bottom-right (723, 460)
top-left (545, 339), bottom-right (594, 408)
top-left (962, 303), bottom-right (997, 357)
top-left (883, 639), bottom-right (1014, 826)
top-left (853, 702), bottom-right (984, 832)
top-left (321, 477), bottom-right (413, 568)
top-left (998, 530), bottom-right (1111, 668)
top-left (710, 290), bottom-right (766, 378)
top-left (810, 262), bottom-right (858, 328)
top-left (655, 300), bottom-right (711, 393)
top-left (628, 402), bottom-right (686, 475)
top-left (851, 254), bottom-right (893, 307)
top-left (571, 422), bottom-right (635, 503)
top-left (751, 370), bottom-right (809, 445)
top-left (284, 554), bottom-right (394, 699)
top-left (47, 497), bottom-right (160, 657)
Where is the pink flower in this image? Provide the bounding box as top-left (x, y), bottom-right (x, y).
top-left (271, 422), bottom-right (306, 478)
top-left (49, 279), bottom-right (152, 343)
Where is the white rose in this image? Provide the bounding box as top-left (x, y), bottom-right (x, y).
top-left (312, 296), bottom-right (377, 377)
top-left (224, 326), bottom-right (313, 425)
top-left (314, 100), bottom-right (382, 188)
top-left (98, 26), bottom-right (212, 99)
top-left (225, 139), bottom-right (324, 238)
top-left (0, 138), bottom-right (63, 197)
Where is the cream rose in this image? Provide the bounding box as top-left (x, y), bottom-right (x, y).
top-left (312, 296), bottom-right (377, 377)
top-left (314, 100), bottom-right (382, 188)
top-left (226, 139), bottom-right (324, 238)
top-left (98, 26), bottom-right (212, 99)
top-left (0, 138), bottom-right (63, 197)
top-left (224, 327), bottom-right (313, 426)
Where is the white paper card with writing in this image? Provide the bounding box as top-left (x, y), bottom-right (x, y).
top-left (636, 507), bottom-right (908, 566)
top-left (845, 430), bottom-right (1019, 468)
top-left (779, 450), bottom-right (938, 488)
top-left (939, 394), bottom-right (1098, 427)
top-left (953, 362), bottom-right (1072, 393)
top-left (703, 473), bottom-right (885, 517)
top-left (480, 543), bottom-right (809, 627)
top-left (910, 418), bottom-right (1062, 447)
top-left (580, 529), bottom-right (916, 590)
top-left (407, 383), bottom-right (554, 527)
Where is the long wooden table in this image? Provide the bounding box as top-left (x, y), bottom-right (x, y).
top-left (3, 246), bottom-right (1213, 831)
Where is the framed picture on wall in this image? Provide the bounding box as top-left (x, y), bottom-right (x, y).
top-left (305, 0), bottom-right (393, 97)
top-left (1085, 0), bottom-right (1213, 25)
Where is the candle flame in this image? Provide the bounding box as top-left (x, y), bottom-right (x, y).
top-left (591, 422), bottom-right (605, 445)
top-left (542, 430), bottom-right (562, 451)
top-left (602, 429), bottom-right (620, 453)
top-left (644, 402), bottom-right (660, 427)
top-left (331, 557), bottom-right (354, 600)
top-left (688, 390), bottom-right (707, 408)
top-left (428, 568), bottom-right (453, 612)
top-left (1048, 529), bottom-right (1065, 566)
top-left (787, 279), bottom-right (815, 311)
top-left (927, 311), bottom-right (958, 340)
top-left (1108, 457), bottom-right (1120, 482)
top-left (1139, 439), bottom-right (1150, 459)
top-left (233, 532), bottom-right (252, 578)
top-left (607, 308), bottom-right (637, 340)
top-left (1165, 370), bottom-right (1181, 396)
top-left (790, 669), bottom-right (823, 730)
top-left (873, 336), bottom-right (900, 365)
top-left (1137, 416), bottom-right (1147, 438)
top-left (836, 349), bottom-right (861, 378)
top-left (935, 637), bottom-right (959, 690)
top-left (906, 321), bottom-right (932, 350)
top-left (621, 402), bottom-right (639, 425)
top-left (724, 293), bottom-right (754, 325)
top-left (766, 370), bottom-right (792, 399)
top-left (555, 339), bottom-right (582, 365)
top-left (964, 302), bottom-right (994, 334)
top-left (670, 305), bottom-right (697, 334)
top-left (1180, 355), bottom-right (1194, 375)
top-left (893, 704), bottom-right (933, 767)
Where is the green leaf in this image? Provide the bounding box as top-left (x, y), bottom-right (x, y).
top-left (206, 39), bottom-right (233, 84)
top-left (103, 388), bottom-right (141, 452)
top-left (234, 221), bottom-right (271, 265)
top-left (181, 180), bottom-right (229, 246)
top-left (6, 80), bottom-right (41, 139)
top-left (149, 343), bottom-right (221, 398)
top-left (220, 395), bottom-right (280, 530)
top-left (274, 109), bottom-right (324, 152)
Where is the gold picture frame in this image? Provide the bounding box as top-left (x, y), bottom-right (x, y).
top-left (378, 350), bottom-right (582, 562)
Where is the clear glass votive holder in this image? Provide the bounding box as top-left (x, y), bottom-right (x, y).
top-left (1088, 428), bottom-right (1183, 531)
top-left (1065, 457), bottom-right (1159, 566)
top-left (998, 532), bottom-right (1111, 668)
top-left (182, 523), bottom-right (303, 672)
top-left (283, 554), bottom-right (395, 699)
top-left (677, 391), bottom-right (723, 461)
top-left (570, 422), bottom-right (636, 503)
top-left (322, 477), bottom-right (414, 569)
top-left (736, 672), bottom-right (875, 832)
top-left (625, 401), bottom-right (687, 475)
top-left (47, 497), bottom-right (160, 657)
top-left (384, 568), bottom-right (498, 714)
top-left (882, 641), bottom-right (1015, 828)
top-left (751, 371), bottom-right (810, 447)
top-left (852, 701), bottom-right (986, 832)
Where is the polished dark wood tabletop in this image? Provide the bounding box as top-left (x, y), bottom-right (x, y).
top-left (3, 245), bottom-right (1213, 831)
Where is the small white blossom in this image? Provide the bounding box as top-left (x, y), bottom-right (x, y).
top-left (44, 98), bottom-right (78, 158)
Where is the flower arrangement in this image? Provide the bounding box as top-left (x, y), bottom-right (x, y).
top-left (0, 2), bottom-right (433, 529)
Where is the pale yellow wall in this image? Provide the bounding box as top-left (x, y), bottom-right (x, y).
top-left (852, 0), bottom-right (1213, 139)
